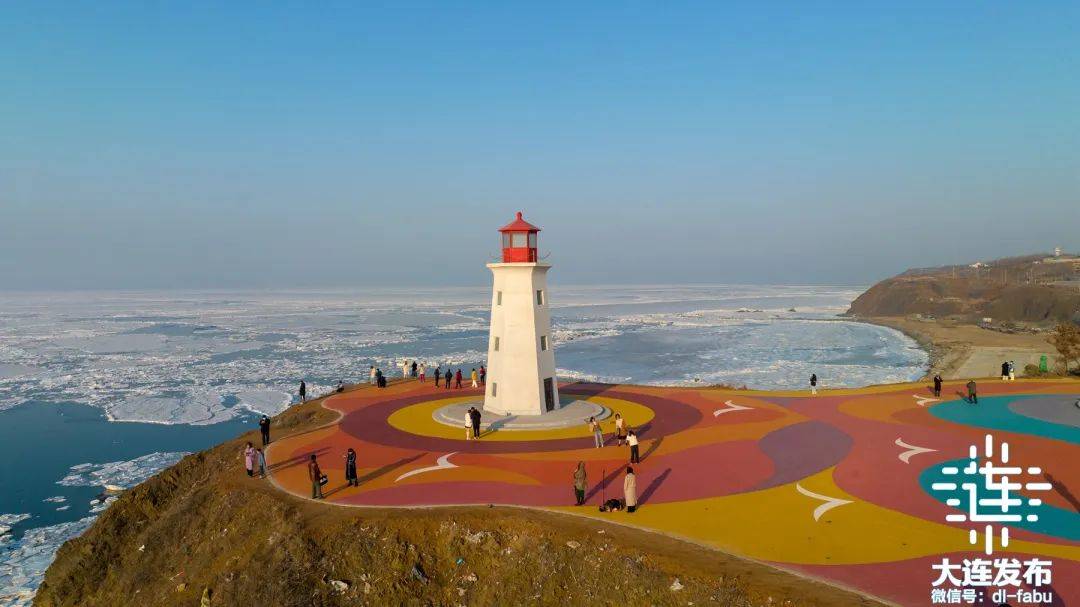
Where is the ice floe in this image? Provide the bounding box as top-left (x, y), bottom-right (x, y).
top-left (57, 452), bottom-right (188, 489)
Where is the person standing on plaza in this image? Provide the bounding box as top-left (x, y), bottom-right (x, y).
top-left (614, 413), bottom-right (627, 446)
top-left (623, 466), bottom-right (638, 513)
top-left (455, 368), bottom-right (463, 389)
top-left (344, 448), bottom-right (358, 487)
top-left (471, 406), bottom-right (482, 438)
top-left (572, 462), bottom-right (587, 506)
top-left (419, 362), bottom-right (426, 382)
top-left (299, 380), bottom-right (307, 403)
top-left (587, 417), bottom-right (603, 448)
top-left (465, 408), bottom-right (473, 440)
top-left (470, 368), bottom-right (479, 388)
top-left (810, 373), bottom-right (818, 395)
top-left (369, 365), bottom-right (377, 385)
top-left (967, 379), bottom-right (978, 404)
top-left (627, 429), bottom-right (640, 463)
top-left (434, 366), bottom-right (442, 387)
top-left (411, 360), bottom-right (418, 378)
top-left (479, 364), bottom-right (486, 385)
top-left (933, 374), bottom-right (943, 398)
top-left (308, 454), bottom-right (324, 499)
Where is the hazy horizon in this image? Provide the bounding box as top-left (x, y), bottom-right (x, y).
top-left (3, 3), bottom-right (1077, 291)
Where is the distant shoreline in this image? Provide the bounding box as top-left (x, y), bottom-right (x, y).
top-left (854, 315), bottom-right (1055, 380)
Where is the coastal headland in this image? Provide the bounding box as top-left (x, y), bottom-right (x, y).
top-left (37, 377), bottom-right (1080, 606)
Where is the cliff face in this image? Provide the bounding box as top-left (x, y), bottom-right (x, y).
top-left (34, 394), bottom-right (875, 607)
top-left (847, 256), bottom-right (1080, 323)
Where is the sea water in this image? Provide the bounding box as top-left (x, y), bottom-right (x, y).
top-left (0, 285), bottom-right (927, 603)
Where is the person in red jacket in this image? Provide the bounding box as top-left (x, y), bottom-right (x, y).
top-left (454, 369), bottom-right (463, 389)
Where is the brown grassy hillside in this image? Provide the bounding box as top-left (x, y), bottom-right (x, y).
top-left (847, 254), bottom-right (1080, 323)
top-left (34, 391), bottom-right (881, 607)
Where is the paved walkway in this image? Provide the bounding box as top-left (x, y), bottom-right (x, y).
top-left (266, 379), bottom-right (1080, 606)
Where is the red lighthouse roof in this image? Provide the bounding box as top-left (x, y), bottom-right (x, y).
top-left (498, 211), bottom-right (541, 233)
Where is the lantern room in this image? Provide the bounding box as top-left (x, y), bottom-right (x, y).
top-left (498, 211), bottom-right (540, 263)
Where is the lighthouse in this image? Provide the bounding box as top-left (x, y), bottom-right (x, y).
top-left (483, 212), bottom-right (560, 416)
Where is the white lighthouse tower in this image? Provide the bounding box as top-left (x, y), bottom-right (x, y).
top-left (483, 212), bottom-right (560, 416)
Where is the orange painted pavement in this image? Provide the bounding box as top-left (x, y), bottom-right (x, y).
top-left (265, 379), bottom-right (1080, 606)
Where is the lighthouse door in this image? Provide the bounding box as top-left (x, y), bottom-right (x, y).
top-left (543, 378), bottom-right (555, 412)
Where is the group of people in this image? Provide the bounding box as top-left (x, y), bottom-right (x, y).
top-left (464, 406), bottom-right (483, 439)
top-left (433, 365), bottom-right (485, 389)
top-left (585, 413), bottom-right (640, 462)
top-left (1000, 360), bottom-right (1017, 381)
top-left (573, 462), bottom-right (638, 513)
top-left (294, 359), bottom-right (488, 398)
top-left (575, 411), bottom-right (643, 512)
top-left (304, 448), bottom-right (360, 500)
top-left (241, 414), bottom-right (275, 479)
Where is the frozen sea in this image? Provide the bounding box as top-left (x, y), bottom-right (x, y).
top-left (0, 285), bottom-right (927, 603)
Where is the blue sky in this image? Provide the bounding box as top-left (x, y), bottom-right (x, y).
top-left (2, 2), bottom-right (1077, 289)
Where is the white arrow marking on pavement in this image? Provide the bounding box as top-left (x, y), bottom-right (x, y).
top-left (913, 394), bottom-right (940, 407)
top-left (795, 482), bottom-right (853, 522)
top-left (713, 400), bottom-right (753, 417)
top-left (395, 452), bottom-right (458, 482)
top-left (894, 437), bottom-right (938, 464)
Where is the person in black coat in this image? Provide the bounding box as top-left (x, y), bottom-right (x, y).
top-left (434, 367), bottom-right (442, 388)
top-left (299, 380), bottom-right (307, 403)
top-left (259, 415), bottom-right (271, 445)
top-left (471, 407), bottom-right (482, 439)
top-left (344, 448), bottom-right (358, 487)
top-left (933, 374), bottom-right (942, 398)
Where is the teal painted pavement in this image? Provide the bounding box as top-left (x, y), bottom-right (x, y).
top-left (928, 395), bottom-right (1080, 444)
top-left (920, 457), bottom-right (1080, 542)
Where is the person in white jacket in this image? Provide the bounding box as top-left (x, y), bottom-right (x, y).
top-left (623, 466), bottom-right (637, 513)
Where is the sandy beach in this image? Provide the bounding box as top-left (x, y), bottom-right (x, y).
top-left (865, 316), bottom-right (1057, 380)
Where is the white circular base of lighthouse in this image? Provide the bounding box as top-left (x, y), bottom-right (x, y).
top-left (432, 398), bottom-right (611, 431)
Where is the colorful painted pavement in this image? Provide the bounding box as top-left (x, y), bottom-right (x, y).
top-left (266, 379), bottom-right (1080, 606)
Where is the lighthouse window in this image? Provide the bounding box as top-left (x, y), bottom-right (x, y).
top-left (496, 291), bottom-right (502, 305)
top-left (502, 233), bottom-right (511, 249)
top-left (528, 232), bottom-right (537, 248)
top-left (494, 336), bottom-right (500, 351)
top-left (540, 335), bottom-right (548, 351)
top-left (511, 232), bottom-right (527, 247)
top-left (536, 290), bottom-right (544, 306)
